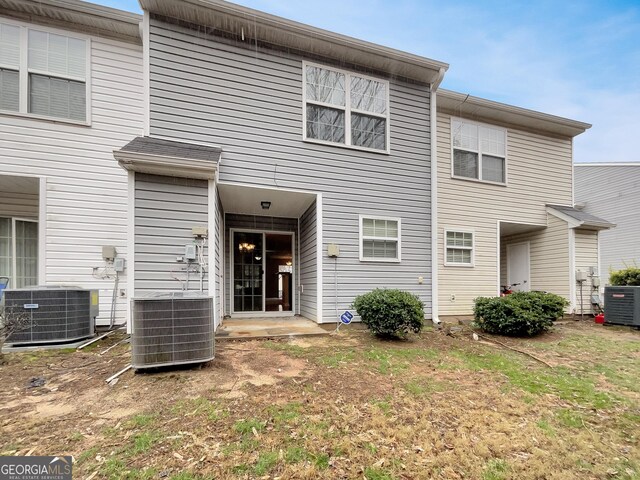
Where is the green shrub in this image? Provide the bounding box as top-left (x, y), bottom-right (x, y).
top-left (473, 291), bottom-right (568, 337)
top-left (610, 267), bottom-right (640, 286)
top-left (352, 289), bottom-right (424, 339)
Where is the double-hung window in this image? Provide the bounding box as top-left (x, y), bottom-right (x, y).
top-left (360, 216), bottom-right (401, 262)
top-left (304, 63), bottom-right (389, 152)
top-left (451, 118), bottom-right (506, 184)
top-left (444, 230), bottom-right (474, 267)
top-left (0, 21), bottom-right (88, 123)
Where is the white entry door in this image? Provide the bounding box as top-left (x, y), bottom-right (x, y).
top-left (507, 242), bottom-right (530, 292)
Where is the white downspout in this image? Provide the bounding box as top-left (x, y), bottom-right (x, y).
top-left (142, 11), bottom-right (150, 137)
top-left (430, 68), bottom-right (444, 324)
top-left (569, 226), bottom-right (576, 314)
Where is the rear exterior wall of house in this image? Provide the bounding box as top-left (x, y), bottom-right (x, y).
top-left (0, 16), bottom-right (144, 326)
top-left (437, 111), bottom-right (574, 315)
top-left (147, 16), bottom-right (434, 323)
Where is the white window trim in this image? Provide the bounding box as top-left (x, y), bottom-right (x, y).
top-left (359, 214), bottom-right (401, 263)
top-left (450, 117), bottom-right (507, 186)
top-left (302, 60), bottom-right (391, 155)
top-left (444, 228), bottom-right (475, 267)
top-left (0, 17), bottom-right (91, 126)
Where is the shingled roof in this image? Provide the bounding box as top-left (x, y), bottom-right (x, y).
top-left (118, 136), bottom-right (222, 162)
top-left (547, 204), bottom-right (615, 230)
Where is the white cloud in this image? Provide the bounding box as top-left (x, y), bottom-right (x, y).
top-left (572, 91), bottom-right (640, 162)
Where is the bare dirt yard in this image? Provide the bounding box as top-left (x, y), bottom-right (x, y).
top-left (1, 321), bottom-right (639, 480)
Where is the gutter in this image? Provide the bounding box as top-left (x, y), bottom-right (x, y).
top-left (437, 89), bottom-right (591, 138)
top-left (141, 0), bottom-right (449, 84)
top-left (574, 162), bottom-right (640, 167)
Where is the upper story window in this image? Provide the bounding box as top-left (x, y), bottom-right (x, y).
top-left (359, 216), bottom-right (401, 262)
top-left (303, 62), bottom-right (389, 153)
top-left (0, 23), bottom-right (21, 112)
top-left (0, 21), bottom-right (88, 123)
top-left (451, 118), bottom-right (506, 185)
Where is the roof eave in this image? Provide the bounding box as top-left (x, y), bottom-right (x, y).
top-left (438, 89), bottom-right (591, 138)
top-left (546, 206), bottom-right (615, 231)
top-left (0, 0), bottom-right (142, 44)
top-left (139, 0), bottom-right (449, 84)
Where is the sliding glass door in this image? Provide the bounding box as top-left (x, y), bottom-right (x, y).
top-left (232, 230), bottom-right (294, 315)
top-left (0, 217), bottom-right (38, 289)
top-left (233, 231), bottom-right (264, 312)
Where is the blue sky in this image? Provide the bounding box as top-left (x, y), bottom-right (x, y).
top-left (98, 0), bottom-right (640, 163)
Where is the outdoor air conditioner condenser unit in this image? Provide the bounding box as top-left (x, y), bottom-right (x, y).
top-left (4, 287), bottom-right (98, 345)
top-left (604, 286), bottom-right (640, 327)
top-left (131, 292), bottom-right (214, 369)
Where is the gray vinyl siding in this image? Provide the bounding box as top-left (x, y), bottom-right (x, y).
top-left (149, 17), bottom-right (432, 322)
top-left (299, 202), bottom-right (317, 320)
top-left (224, 214), bottom-right (298, 315)
top-left (134, 173), bottom-right (209, 293)
top-left (575, 165), bottom-right (640, 283)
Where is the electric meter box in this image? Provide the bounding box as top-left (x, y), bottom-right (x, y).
top-left (114, 257), bottom-right (125, 273)
top-left (575, 270), bottom-right (588, 282)
top-left (185, 244), bottom-right (197, 261)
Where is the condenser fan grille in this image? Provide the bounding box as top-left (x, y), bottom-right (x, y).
top-left (604, 286), bottom-right (640, 327)
top-left (131, 295), bottom-right (214, 369)
top-left (5, 289), bottom-right (94, 345)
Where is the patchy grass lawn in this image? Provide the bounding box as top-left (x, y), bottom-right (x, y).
top-left (0, 322), bottom-right (639, 479)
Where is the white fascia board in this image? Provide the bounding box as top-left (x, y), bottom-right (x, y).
top-left (574, 162), bottom-right (640, 167)
top-left (546, 206), bottom-right (582, 229)
top-left (114, 151), bottom-right (218, 179)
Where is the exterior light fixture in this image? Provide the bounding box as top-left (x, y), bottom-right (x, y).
top-left (261, 201), bottom-right (271, 210)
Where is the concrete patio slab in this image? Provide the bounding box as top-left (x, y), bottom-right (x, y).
top-left (216, 317), bottom-right (329, 340)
